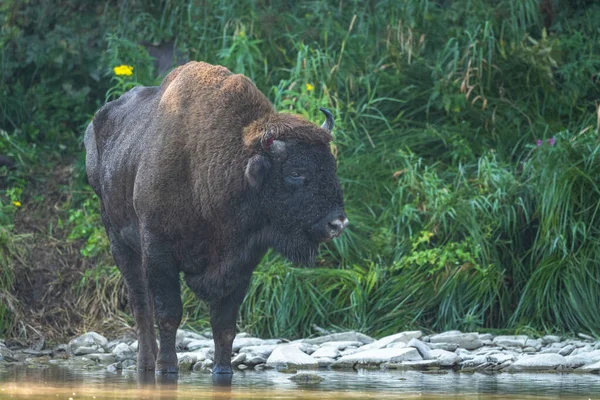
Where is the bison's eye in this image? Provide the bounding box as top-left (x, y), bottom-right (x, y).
top-left (284, 171), bottom-right (306, 188)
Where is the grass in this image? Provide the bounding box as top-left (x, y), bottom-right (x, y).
top-left (1, 0), bottom-right (600, 341)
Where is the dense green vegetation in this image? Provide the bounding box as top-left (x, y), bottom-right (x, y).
top-left (1, 0), bottom-right (600, 341)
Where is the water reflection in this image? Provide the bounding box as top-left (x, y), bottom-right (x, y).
top-left (1, 365), bottom-right (599, 399)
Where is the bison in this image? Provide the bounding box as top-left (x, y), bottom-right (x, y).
top-left (84, 61), bottom-right (348, 374)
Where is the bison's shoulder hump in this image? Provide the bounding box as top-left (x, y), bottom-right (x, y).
top-left (158, 61), bottom-right (274, 126)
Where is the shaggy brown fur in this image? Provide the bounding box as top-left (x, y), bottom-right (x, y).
top-left (85, 61), bottom-right (346, 375)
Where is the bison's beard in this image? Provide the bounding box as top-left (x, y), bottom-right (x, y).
top-left (268, 229), bottom-right (319, 266)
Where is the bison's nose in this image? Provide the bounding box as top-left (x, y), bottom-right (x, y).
top-left (326, 214), bottom-right (349, 238)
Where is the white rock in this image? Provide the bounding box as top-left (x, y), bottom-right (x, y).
top-left (191, 348), bottom-right (213, 361)
top-left (387, 359), bottom-right (441, 370)
top-left (460, 355), bottom-right (488, 368)
top-left (177, 329), bottom-right (206, 341)
top-left (587, 350), bottom-right (600, 362)
top-left (407, 338), bottom-right (432, 360)
top-left (529, 339), bottom-right (543, 350)
top-left (558, 344), bottom-right (575, 356)
top-left (357, 331), bottom-right (422, 352)
top-left (428, 342), bottom-right (459, 351)
top-left (74, 346), bottom-right (104, 356)
top-left (311, 346), bottom-right (340, 359)
top-left (106, 362), bottom-right (121, 373)
top-left (0, 345), bottom-right (14, 360)
top-left (187, 339), bottom-right (214, 351)
top-left (487, 353), bottom-right (516, 364)
top-left (69, 332), bottom-right (108, 354)
top-left (231, 353), bottom-right (246, 367)
top-left (539, 347), bottom-right (562, 354)
top-left (232, 337), bottom-right (270, 352)
top-left (73, 332), bottom-right (108, 347)
top-left (577, 360), bottom-right (600, 373)
top-left (193, 359), bottom-right (213, 372)
top-left (430, 331), bottom-right (483, 350)
top-left (86, 353), bottom-right (116, 364)
top-left (178, 354), bottom-right (196, 370)
top-left (266, 346), bottom-right (318, 369)
top-left (177, 353), bottom-right (198, 363)
top-left (317, 341), bottom-right (363, 350)
top-left (569, 340), bottom-right (588, 348)
top-left (316, 357), bottom-right (336, 367)
top-left (564, 354), bottom-right (593, 369)
top-left (241, 345), bottom-right (278, 359)
top-left (386, 342), bottom-right (408, 349)
top-left (429, 349), bottom-right (460, 367)
top-left (111, 343), bottom-right (135, 361)
top-left (339, 347), bottom-right (360, 356)
top-left (112, 343), bottom-right (132, 354)
top-left (456, 348), bottom-right (472, 357)
top-left (288, 342), bottom-right (319, 355)
top-left (492, 335), bottom-right (529, 347)
top-left (571, 345), bottom-right (593, 355)
top-left (542, 335), bottom-right (561, 344)
top-left (245, 355), bottom-right (267, 366)
top-left (106, 339), bottom-right (127, 351)
top-left (303, 332), bottom-right (374, 345)
top-left (176, 329), bottom-right (209, 349)
top-left (508, 354), bottom-right (566, 371)
top-left (332, 347), bottom-right (421, 368)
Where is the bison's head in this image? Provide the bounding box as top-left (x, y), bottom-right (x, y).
top-left (244, 109), bottom-right (348, 265)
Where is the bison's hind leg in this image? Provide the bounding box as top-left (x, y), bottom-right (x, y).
top-left (142, 230), bottom-right (183, 374)
top-left (107, 228), bottom-right (158, 371)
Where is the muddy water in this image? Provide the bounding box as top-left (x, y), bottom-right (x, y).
top-left (1, 367), bottom-right (599, 399)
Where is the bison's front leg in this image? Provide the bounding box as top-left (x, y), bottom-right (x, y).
top-left (209, 280), bottom-right (251, 374)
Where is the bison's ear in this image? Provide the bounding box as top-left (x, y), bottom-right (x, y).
top-left (245, 154), bottom-right (272, 189)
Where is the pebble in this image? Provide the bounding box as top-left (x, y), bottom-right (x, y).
top-left (288, 373), bottom-right (324, 384)
top-left (266, 345), bottom-right (318, 370)
top-left (429, 331), bottom-right (483, 350)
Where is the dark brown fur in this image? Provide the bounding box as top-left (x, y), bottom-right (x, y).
top-left (85, 61), bottom-right (346, 375)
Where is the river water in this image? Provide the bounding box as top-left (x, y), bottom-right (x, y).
top-left (1, 366), bottom-right (599, 399)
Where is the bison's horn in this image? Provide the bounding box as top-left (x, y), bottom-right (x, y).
top-left (319, 108), bottom-right (335, 132)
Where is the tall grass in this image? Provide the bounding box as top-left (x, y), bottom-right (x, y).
top-left (1, 0), bottom-right (600, 339)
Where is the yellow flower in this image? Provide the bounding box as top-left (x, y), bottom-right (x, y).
top-left (12, 201), bottom-right (21, 207)
top-left (113, 65), bottom-right (134, 76)
top-left (306, 83), bottom-right (314, 91)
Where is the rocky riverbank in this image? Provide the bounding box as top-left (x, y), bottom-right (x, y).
top-left (2, 330), bottom-right (600, 374)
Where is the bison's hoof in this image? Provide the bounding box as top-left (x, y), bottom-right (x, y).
top-left (137, 364), bottom-right (156, 372)
top-left (155, 364), bottom-right (179, 374)
top-left (212, 365), bottom-right (233, 375)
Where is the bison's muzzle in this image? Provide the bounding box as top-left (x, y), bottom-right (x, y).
top-left (312, 210), bottom-right (349, 242)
